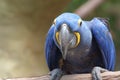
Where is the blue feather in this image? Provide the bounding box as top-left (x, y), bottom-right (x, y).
top-left (91, 18), bottom-right (116, 70)
top-left (45, 26), bottom-right (62, 71)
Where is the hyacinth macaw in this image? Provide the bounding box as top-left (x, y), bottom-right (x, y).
top-left (45, 13), bottom-right (116, 80)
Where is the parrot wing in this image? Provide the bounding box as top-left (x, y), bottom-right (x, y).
top-left (91, 18), bottom-right (116, 70)
top-left (45, 26), bottom-right (62, 71)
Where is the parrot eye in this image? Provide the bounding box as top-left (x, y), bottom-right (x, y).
top-left (53, 19), bottom-right (56, 25)
top-left (55, 31), bottom-right (60, 44)
top-left (74, 32), bottom-right (80, 47)
top-left (78, 19), bottom-right (82, 26)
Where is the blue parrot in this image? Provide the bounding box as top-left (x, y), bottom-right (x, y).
top-left (45, 13), bottom-right (116, 80)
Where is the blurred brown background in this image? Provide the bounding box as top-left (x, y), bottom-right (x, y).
top-left (0, 0), bottom-right (119, 79)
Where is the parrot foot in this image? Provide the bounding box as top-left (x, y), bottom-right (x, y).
top-left (49, 68), bottom-right (63, 80)
top-left (92, 66), bottom-right (108, 80)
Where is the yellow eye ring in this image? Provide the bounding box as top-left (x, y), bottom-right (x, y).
top-left (55, 32), bottom-right (60, 44)
top-left (78, 19), bottom-right (82, 26)
top-left (74, 32), bottom-right (80, 47)
top-left (53, 19), bottom-right (56, 25)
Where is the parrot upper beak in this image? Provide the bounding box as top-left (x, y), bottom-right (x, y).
top-left (59, 23), bottom-right (75, 60)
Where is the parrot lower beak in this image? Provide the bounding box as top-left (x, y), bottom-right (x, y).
top-left (61, 46), bottom-right (68, 60)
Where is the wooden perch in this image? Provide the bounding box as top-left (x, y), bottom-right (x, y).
top-left (4, 71), bottom-right (120, 80)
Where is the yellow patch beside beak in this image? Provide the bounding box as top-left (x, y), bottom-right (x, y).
top-left (55, 31), bottom-right (60, 44)
top-left (74, 32), bottom-right (80, 47)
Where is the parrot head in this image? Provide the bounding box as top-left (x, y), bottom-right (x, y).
top-left (53, 13), bottom-right (92, 60)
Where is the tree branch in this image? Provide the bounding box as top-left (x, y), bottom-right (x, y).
top-left (74, 0), bottom-right (105, 18)
top-left (4, 71), bottom-right (120, 80)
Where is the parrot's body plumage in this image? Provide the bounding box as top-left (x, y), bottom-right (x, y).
top-left (45, 13), bottom-right (116, 79)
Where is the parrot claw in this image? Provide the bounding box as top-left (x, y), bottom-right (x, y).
top-left (49, 68), bottom-right (63, 80)
top-left (92, 66), bottom-right (108, 80)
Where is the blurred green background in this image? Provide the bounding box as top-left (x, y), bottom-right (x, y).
top-left (0, 0), bottom-right (119, 79)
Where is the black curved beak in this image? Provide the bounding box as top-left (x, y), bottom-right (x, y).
top-left (59, 23), bottom-right (74, 60)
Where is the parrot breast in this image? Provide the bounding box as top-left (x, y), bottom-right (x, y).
top-left (62, 37), bottom-right (104, 74)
